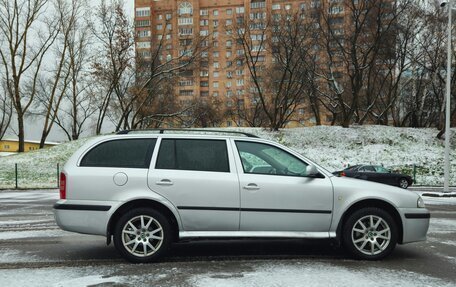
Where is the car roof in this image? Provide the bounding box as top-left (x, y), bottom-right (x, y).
top-left (116, 129), bottom-right (259, 138)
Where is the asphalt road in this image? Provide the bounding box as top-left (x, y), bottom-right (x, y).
top-left (0, 190), bottom-right (455, 286)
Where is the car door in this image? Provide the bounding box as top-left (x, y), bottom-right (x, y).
top-left (373, 166), bottom-right (394, 185)
top-left (148, 137), bottom-right (240, 231)
top-left (358, 165), bottom-right (378, 182)
top-left (232, 139), bottom-right (333, 232)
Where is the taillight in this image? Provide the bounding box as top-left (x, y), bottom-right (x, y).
top-left (340, 172), bottom-right (346, 177)
top-left (60, 173), bottom-right (66, 199)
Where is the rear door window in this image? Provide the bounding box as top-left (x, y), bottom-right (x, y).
top-left (155, 139), bottom-right (229, 172)
top-left (80, 139), bottom-right (156, 168)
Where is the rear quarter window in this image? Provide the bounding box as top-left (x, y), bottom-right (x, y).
top-left (155, 139), bottom-right (229, 172)
top-left (80, 138), bottom-right (156, 168)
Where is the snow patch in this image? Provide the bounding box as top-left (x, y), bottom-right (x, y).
top-left (0, 229), bottom-right (72, 240)
top-left (0, 268), bottom-right (122, 287)
top-left (189, 263), bottom-right (454, 287)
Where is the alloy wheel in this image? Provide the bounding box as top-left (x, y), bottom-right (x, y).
top-left (121, 215), bottom-right (164, 257)
top-left (351, 215), bottom-right (391, 256)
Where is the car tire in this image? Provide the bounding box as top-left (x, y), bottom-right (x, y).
top-left (113, 208), bottom-right (172, 263)
top-left (342, 207), bottom-right (397, 260)
top-left (399, 178), bottom-right (409, 189)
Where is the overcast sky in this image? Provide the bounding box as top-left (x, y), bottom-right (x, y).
top-left (4, 0), bottom-right (136, 143)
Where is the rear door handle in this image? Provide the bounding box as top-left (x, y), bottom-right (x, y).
top-left (243, 183), bottom-right (260, 190)
top-left (156, 179), bottom-right (173, 186)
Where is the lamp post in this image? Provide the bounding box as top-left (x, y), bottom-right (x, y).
top-left (434, 0), bottom-right (453, 192)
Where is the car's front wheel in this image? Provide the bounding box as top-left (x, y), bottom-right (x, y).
top-left (399, 178), bottom-right (409, 189)
top-left (342, 207), bottom-right (397, 260)
top-left (113, 208), bottom-right (172, 263)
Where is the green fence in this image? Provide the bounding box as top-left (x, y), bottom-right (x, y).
top-left (0, 163), bottom-right (61, 189)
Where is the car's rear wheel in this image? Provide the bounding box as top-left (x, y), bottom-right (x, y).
top-left (342, 207), bottom-right (397, 260)
top-left (399, 178), bottom-right (409, 189)
top-left (113, 208), bottom-right (172, 263)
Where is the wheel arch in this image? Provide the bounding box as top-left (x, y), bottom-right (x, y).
top-left (336, 199), bottom-right (404, 244)
top-left (107, 199), bottom-right (180, 243)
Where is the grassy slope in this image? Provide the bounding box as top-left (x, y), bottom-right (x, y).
top-left (0, 126), bottom-right (454, 188)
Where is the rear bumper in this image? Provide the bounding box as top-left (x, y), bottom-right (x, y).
top-left (398, 208), bottom-right (430, 244)
top-left (53, 201), bottom-right (115, 236)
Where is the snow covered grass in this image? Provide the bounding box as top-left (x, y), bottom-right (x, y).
top-left (0, 138), bottom-right (91, 189)
top-left (0, 126), bottom-right (454, 188)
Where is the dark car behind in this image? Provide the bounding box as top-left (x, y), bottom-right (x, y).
top-left (333, 165), bottom-right (413, 189)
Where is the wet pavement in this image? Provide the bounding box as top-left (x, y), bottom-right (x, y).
top-left (0, 190), bottom-right (455, 286)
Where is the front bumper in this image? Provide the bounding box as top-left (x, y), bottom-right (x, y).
top-left (398, 208), bottom-right (430, 244)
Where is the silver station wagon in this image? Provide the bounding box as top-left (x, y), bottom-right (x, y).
top-left (54, 130), bottom-right (430, 262)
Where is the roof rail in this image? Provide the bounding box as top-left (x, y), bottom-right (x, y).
top-left (116, 128), bottom-right (260, 138)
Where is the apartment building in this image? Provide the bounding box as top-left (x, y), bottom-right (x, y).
top-left (134, 0), bottom-right (395, 127)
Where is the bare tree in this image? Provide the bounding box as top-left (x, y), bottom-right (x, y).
top-left (0, 0), bottom-right (58, 151)
top-left (33, 0), bottom-right (90, 147)
top-left (0, 83), bottom-right (12, 139)
top-left (52, 1), bottom-right (94, 140)
top-left (91, 0), bottom-right (134, 134)
top-left (130, 22), bottom-right (210, 129)
top-left (315, 0), bottom-right (411, 127)
top-left (233, 9), bottom-right (315, 130)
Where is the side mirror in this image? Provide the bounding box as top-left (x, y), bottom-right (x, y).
top-left (435, 0), bottom-right (448, 8)
top-left (306, 165), bottom-right (319, 177)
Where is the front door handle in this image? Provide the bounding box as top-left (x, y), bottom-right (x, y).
top-left (243, 183), bottom-right (260, 190)
top-left (156, 179), bottom-right (173, 186)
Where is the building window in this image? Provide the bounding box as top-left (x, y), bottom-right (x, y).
top-left (226, 81), bottom-right (232, 88)
top-left (136, 7), bottom-right (150, 17)
top-left (213, 9), bottom-right (219, 16)
top-left (137, 42), bottom-right (151, 49)
top-left (136, 20), bottom-right (150, 27)
top-left (179, 2), bottom-right (193, 15)
top-left (226, 8), bottom-right (232, 15)
top-left (285, 4), bottom-right (292, 10)
top-left (299, 108), bottom-right (305, 115)
top-left (178, 18), bottom-right (193, 25)
top-left (200, 70), bottom-right (209, 77)
top-left (213, 20), bottom-right (219, 27)
top-left (166, 13), bottom-right (172, 20)
top-left (156, 24), bottom-right (163, 30)
top-left (250, 1), bottom-right (266, 9)
top-left (200, 81), bottom-right (209, 87)
top-left (200, 30), bottom-right (209, 36)
top-left (330, 6), bottom-right (344, 14)
top-left (200, 19), bottom-right (209, 26)
top-left (201, 91), bottom-right (209, 97)
top-left (179, 90), bottom-right (194, 96)
top-left (236, 79), bottom-right (244, 86)
top-left (236, 7), bottom-right (245, 14)
top-left (226, 51), bottom-right (232, 58)
top-left (272, 4), bottom-right (280, 10)
top-left (137, 30), bottom-right (151, 38)
top-left (179, 28), bottom-right (193, 35)
top-left (200, 9), bottom-right (209, 16)
top-left (213, 62), bottom-right (220, 68)
top-left (213, 71), bottom-right (219, 77)
top-left (179, 80), bottom-right (194, 86)
top-left (213, 82), bottom-right (219, 88)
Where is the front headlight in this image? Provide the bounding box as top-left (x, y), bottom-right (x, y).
top-left (417, 197), bottom-right (425, 208)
